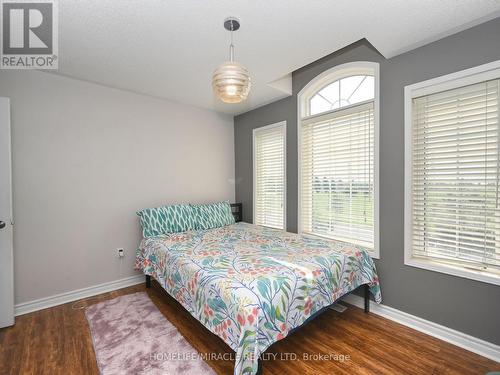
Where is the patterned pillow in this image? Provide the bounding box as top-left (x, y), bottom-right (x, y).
top-left (137, 204), bottom-right (195, 238)
top-left (191, 201), bottom-right (235, 230)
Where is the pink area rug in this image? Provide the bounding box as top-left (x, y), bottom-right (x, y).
top-left (85, 292), bottom-right (216, 375)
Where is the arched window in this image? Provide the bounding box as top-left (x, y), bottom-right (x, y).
top-left (298, 62), bottom-right (379, 258)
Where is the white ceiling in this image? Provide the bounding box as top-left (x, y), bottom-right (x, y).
top-left (56, 0), bottom-right (500, 115)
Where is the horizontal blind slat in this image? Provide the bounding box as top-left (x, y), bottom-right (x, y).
top-left (411, 78), bottom-right (500, 270)
top-left (254, 124), bottom-right (285, 230)
top-left (301, 100), bottom-right (375, 248)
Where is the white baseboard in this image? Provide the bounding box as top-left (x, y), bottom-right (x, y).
top-left (341, 294), bottom-right (500, 363)
top-left (14, 274), bottom-right (145, 316)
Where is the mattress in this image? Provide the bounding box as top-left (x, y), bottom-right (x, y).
top-left (135, 222), bottom-right (381, 375)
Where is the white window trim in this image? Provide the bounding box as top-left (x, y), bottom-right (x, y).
top-left (253, 121), bottom-right (287, 230)
top-left (404, 59), bottom-right (500, 286)
top-left (297, 61), bottom-right (380, 259)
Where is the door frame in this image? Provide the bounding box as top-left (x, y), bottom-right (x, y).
top-left (0, 97), bottom-right (14, 327)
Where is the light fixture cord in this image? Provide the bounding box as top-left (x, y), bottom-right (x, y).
top-left (229, 20), bottom-right (235, 62)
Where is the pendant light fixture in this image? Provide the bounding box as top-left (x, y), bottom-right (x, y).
top-left (212, 17), bottom-right (251, 103)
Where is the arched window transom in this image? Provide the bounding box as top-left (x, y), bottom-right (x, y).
top-left (309, 75), bottom-right (374, 115)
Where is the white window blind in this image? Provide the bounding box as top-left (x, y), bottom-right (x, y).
top-left (411, 79), bottom-right (500, 271)
top-left (300, 102), bottom-right (375, 248)
top-left (254, 123), bottom-right (285, 229)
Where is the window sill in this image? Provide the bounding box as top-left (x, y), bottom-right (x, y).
top-left (405, 257), bottom-right (500, 286)
top-left (302, 231), bottom-right (380, 259)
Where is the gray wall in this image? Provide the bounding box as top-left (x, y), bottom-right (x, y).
top-left (0, 70), bottom-right (235, 304)
top-left (235, 18), bottom-right (500, 345)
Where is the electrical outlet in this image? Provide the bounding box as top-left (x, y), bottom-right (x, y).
top-left (117, 248), bottom-right (124, 258)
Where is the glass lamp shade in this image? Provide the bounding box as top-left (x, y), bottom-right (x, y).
top-left (212, 61), bottom-right (251, 103)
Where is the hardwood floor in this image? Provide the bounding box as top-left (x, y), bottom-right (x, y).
top-left (1, 281), bottom-right (498, 375)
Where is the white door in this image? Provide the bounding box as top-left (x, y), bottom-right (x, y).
top-left (0, 97), bottom-right (14, 328)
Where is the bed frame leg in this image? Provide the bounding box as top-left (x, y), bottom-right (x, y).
top-left (364, 284), bottom-right (370, 313)
top-left (146, 275), bottom-right (151, 288)
top-left (256, 358), bottom-right (263, 375)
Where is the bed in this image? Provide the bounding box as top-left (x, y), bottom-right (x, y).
top-left (135, 220), bottom-right (381, 375)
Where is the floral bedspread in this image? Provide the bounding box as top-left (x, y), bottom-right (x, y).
top-left (135, 222), bottom-right (381, 375)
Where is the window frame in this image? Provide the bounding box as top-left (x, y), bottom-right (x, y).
top-left (404, 59), bottom-right (500, 286)
top-left (297, 61), bottom-right (380, 259)
top-left (253, 121), bottom-right (287, 230)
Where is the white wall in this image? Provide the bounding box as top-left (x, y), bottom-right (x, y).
top-left (0, 70), bottom-right (235, 304)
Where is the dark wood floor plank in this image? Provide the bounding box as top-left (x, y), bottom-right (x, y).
top-left (0, 281), bottom-right (498, 375)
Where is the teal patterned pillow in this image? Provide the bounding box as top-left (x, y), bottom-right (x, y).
top-left (191, 201), bottom-right (235, 230)
top-left (137, 204), bottom-right (195, 238)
